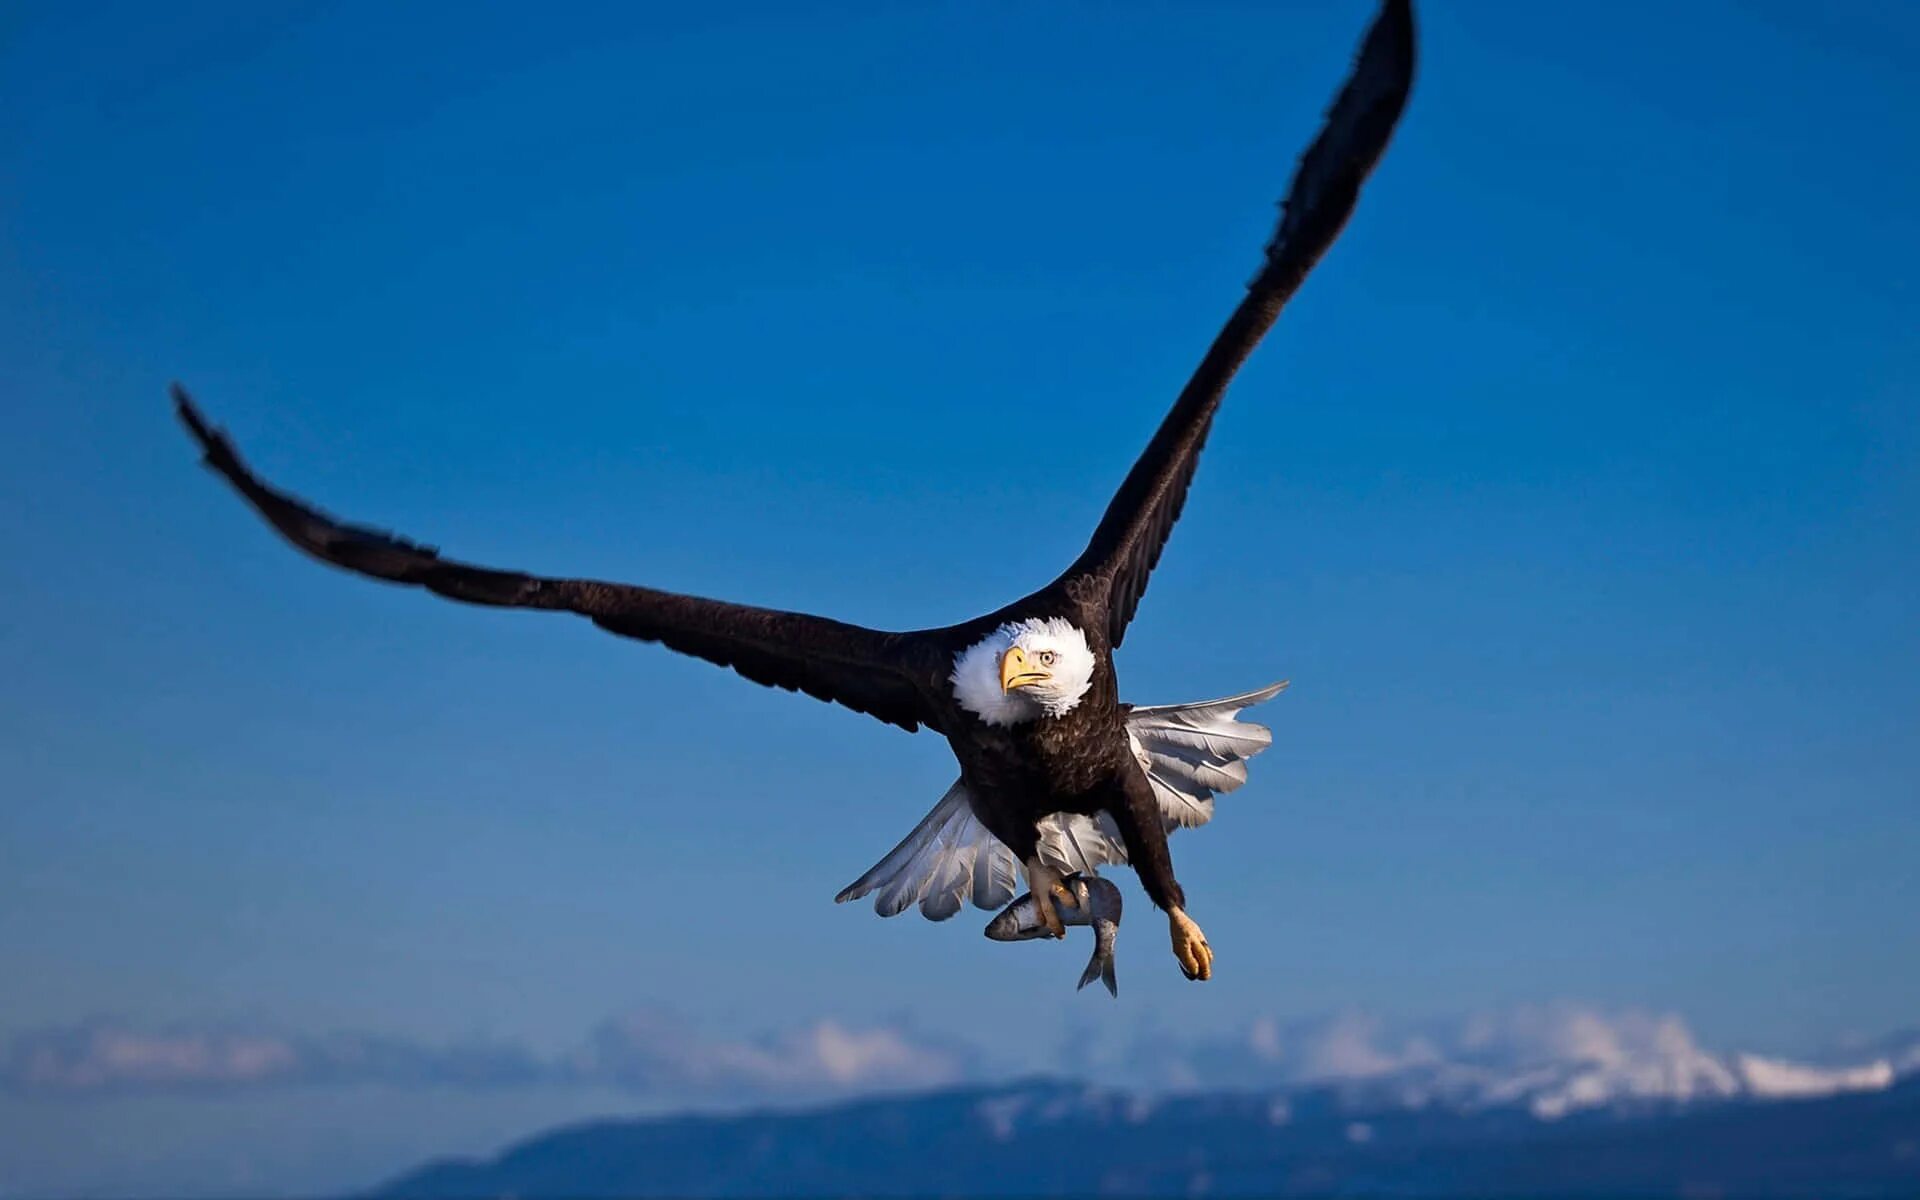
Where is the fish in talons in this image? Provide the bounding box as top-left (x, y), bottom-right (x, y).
top-left (985, 873), bottom-right (1124, 997)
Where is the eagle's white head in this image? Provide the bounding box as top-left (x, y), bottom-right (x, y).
top-left (950, 617), bottom-right (1096, 727)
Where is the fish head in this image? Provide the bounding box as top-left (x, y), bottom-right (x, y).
top-left (983, 901), bottom-right (1043, 942)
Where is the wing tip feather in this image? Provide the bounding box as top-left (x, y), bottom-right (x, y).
top-left (1263, 0), bottom-right (1417, 274)
top-left (171, 382), bottom-right (238, 473)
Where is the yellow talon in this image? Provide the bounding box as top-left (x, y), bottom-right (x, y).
top-left (1169, 907), bottom-right (1213, 981)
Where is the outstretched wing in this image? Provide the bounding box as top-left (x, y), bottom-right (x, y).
top-left (1058, 0), bottom-right (1416, 646)
top-left (174, 386), bottom-right (942, 732)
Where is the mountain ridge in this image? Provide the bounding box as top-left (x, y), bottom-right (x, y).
top-left (376, 1072), bottom-right (1920, 1198)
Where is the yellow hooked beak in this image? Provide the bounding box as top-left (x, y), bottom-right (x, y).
top-left (1000, 646), bottom-right (1050, 693)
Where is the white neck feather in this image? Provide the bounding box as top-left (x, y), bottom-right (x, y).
top-left (950, 618), bottom-right (1096, 727)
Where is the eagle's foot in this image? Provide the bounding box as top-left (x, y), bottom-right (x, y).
top-left (1169, 907), bottom-right (1212, 981)
top-left (1024, 858), bottom-right (1070, 938)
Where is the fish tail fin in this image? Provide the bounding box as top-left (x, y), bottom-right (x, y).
top-left (1078, 953), bottom-right (1118, 998)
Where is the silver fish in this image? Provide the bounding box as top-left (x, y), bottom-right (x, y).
top-left (983, 873), bottom-right (1124, 997)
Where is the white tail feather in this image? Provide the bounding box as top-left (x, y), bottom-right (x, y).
top-left (1036, 810), bottom-right (1129, 876)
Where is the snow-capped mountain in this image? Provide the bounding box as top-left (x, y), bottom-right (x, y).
top-left (1085, 1005), bottom-right (1918, 1120)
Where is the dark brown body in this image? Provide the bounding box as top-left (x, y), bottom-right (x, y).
top-left (932, 615), bottom-right (1186, 912)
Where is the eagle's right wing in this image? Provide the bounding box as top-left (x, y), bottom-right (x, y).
top-left (175, 386), bottom-right (944, 733)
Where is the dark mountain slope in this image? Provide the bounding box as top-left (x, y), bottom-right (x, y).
top-left (378, 1076), bottom-right (1920, 1198)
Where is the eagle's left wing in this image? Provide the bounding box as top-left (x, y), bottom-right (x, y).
top-left (174, 386), bottom-right (945, 732)
top-left (1049, 0), bottom-right (1416, 647)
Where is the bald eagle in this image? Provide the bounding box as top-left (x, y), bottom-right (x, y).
top-left (174, 0), bottom-right (1414, 982)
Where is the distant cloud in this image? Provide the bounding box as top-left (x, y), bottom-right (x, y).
top-left (571, 1011), bottom-right (979, 1098)
top-left (2, 1012), bottom-right (981, 1100)
top-left (1072, 1009), bottom-right (1449, 1093)
top-left (8, 1003), bottom-right (1907, 1113)
top-left (2, 1021), bottom-right (546, 1096)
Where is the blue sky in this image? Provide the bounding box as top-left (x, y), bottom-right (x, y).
top-left (2, 0), bottom-right (1916, 1194)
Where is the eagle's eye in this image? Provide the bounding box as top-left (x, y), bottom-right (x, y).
top-left (1038, 650), bottom-right (1056, 666)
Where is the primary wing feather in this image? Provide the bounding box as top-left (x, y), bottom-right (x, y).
top-left (1053, 0), bottom-right (1416, 646)
top-left (174, 387), bottom-right (940, 732)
